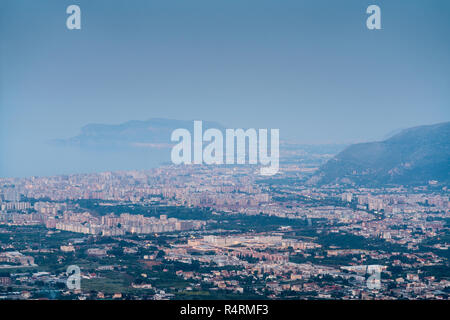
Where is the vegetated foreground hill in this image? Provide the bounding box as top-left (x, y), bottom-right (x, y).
top-left (311, 122), bottom-right (450, 187)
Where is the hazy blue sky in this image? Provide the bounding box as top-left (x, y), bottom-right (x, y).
top-left (1, 0), bottom-right (449, 177)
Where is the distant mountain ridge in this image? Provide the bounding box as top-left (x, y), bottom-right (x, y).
top-left (54, 118), bottom-right (225, 149)
top-left (311, 122), bottom-right (450, 186)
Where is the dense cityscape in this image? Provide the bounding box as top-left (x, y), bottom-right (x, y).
top-left (0, 155), bottom-right (448, 300)
top-left (1, 1), bottom-right (449, 307)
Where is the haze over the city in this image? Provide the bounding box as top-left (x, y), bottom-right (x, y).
top-left (1, 0), bottom-right (449, 177)
top-left (0, 1), bottom-right (449, 305)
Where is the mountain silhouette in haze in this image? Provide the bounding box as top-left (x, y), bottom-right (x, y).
top-left (54, 118), bottom-right (225, 150)
top-left (311, 122), bottom-right (450, 187)
top-left (44, 118), bottom-right (228, 175)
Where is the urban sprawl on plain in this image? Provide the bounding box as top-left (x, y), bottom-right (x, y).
top-left (0, 160), bottom-right (448, 300)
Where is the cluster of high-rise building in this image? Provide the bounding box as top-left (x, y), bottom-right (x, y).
top-left (0, 163), bottom-right (448, 300)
